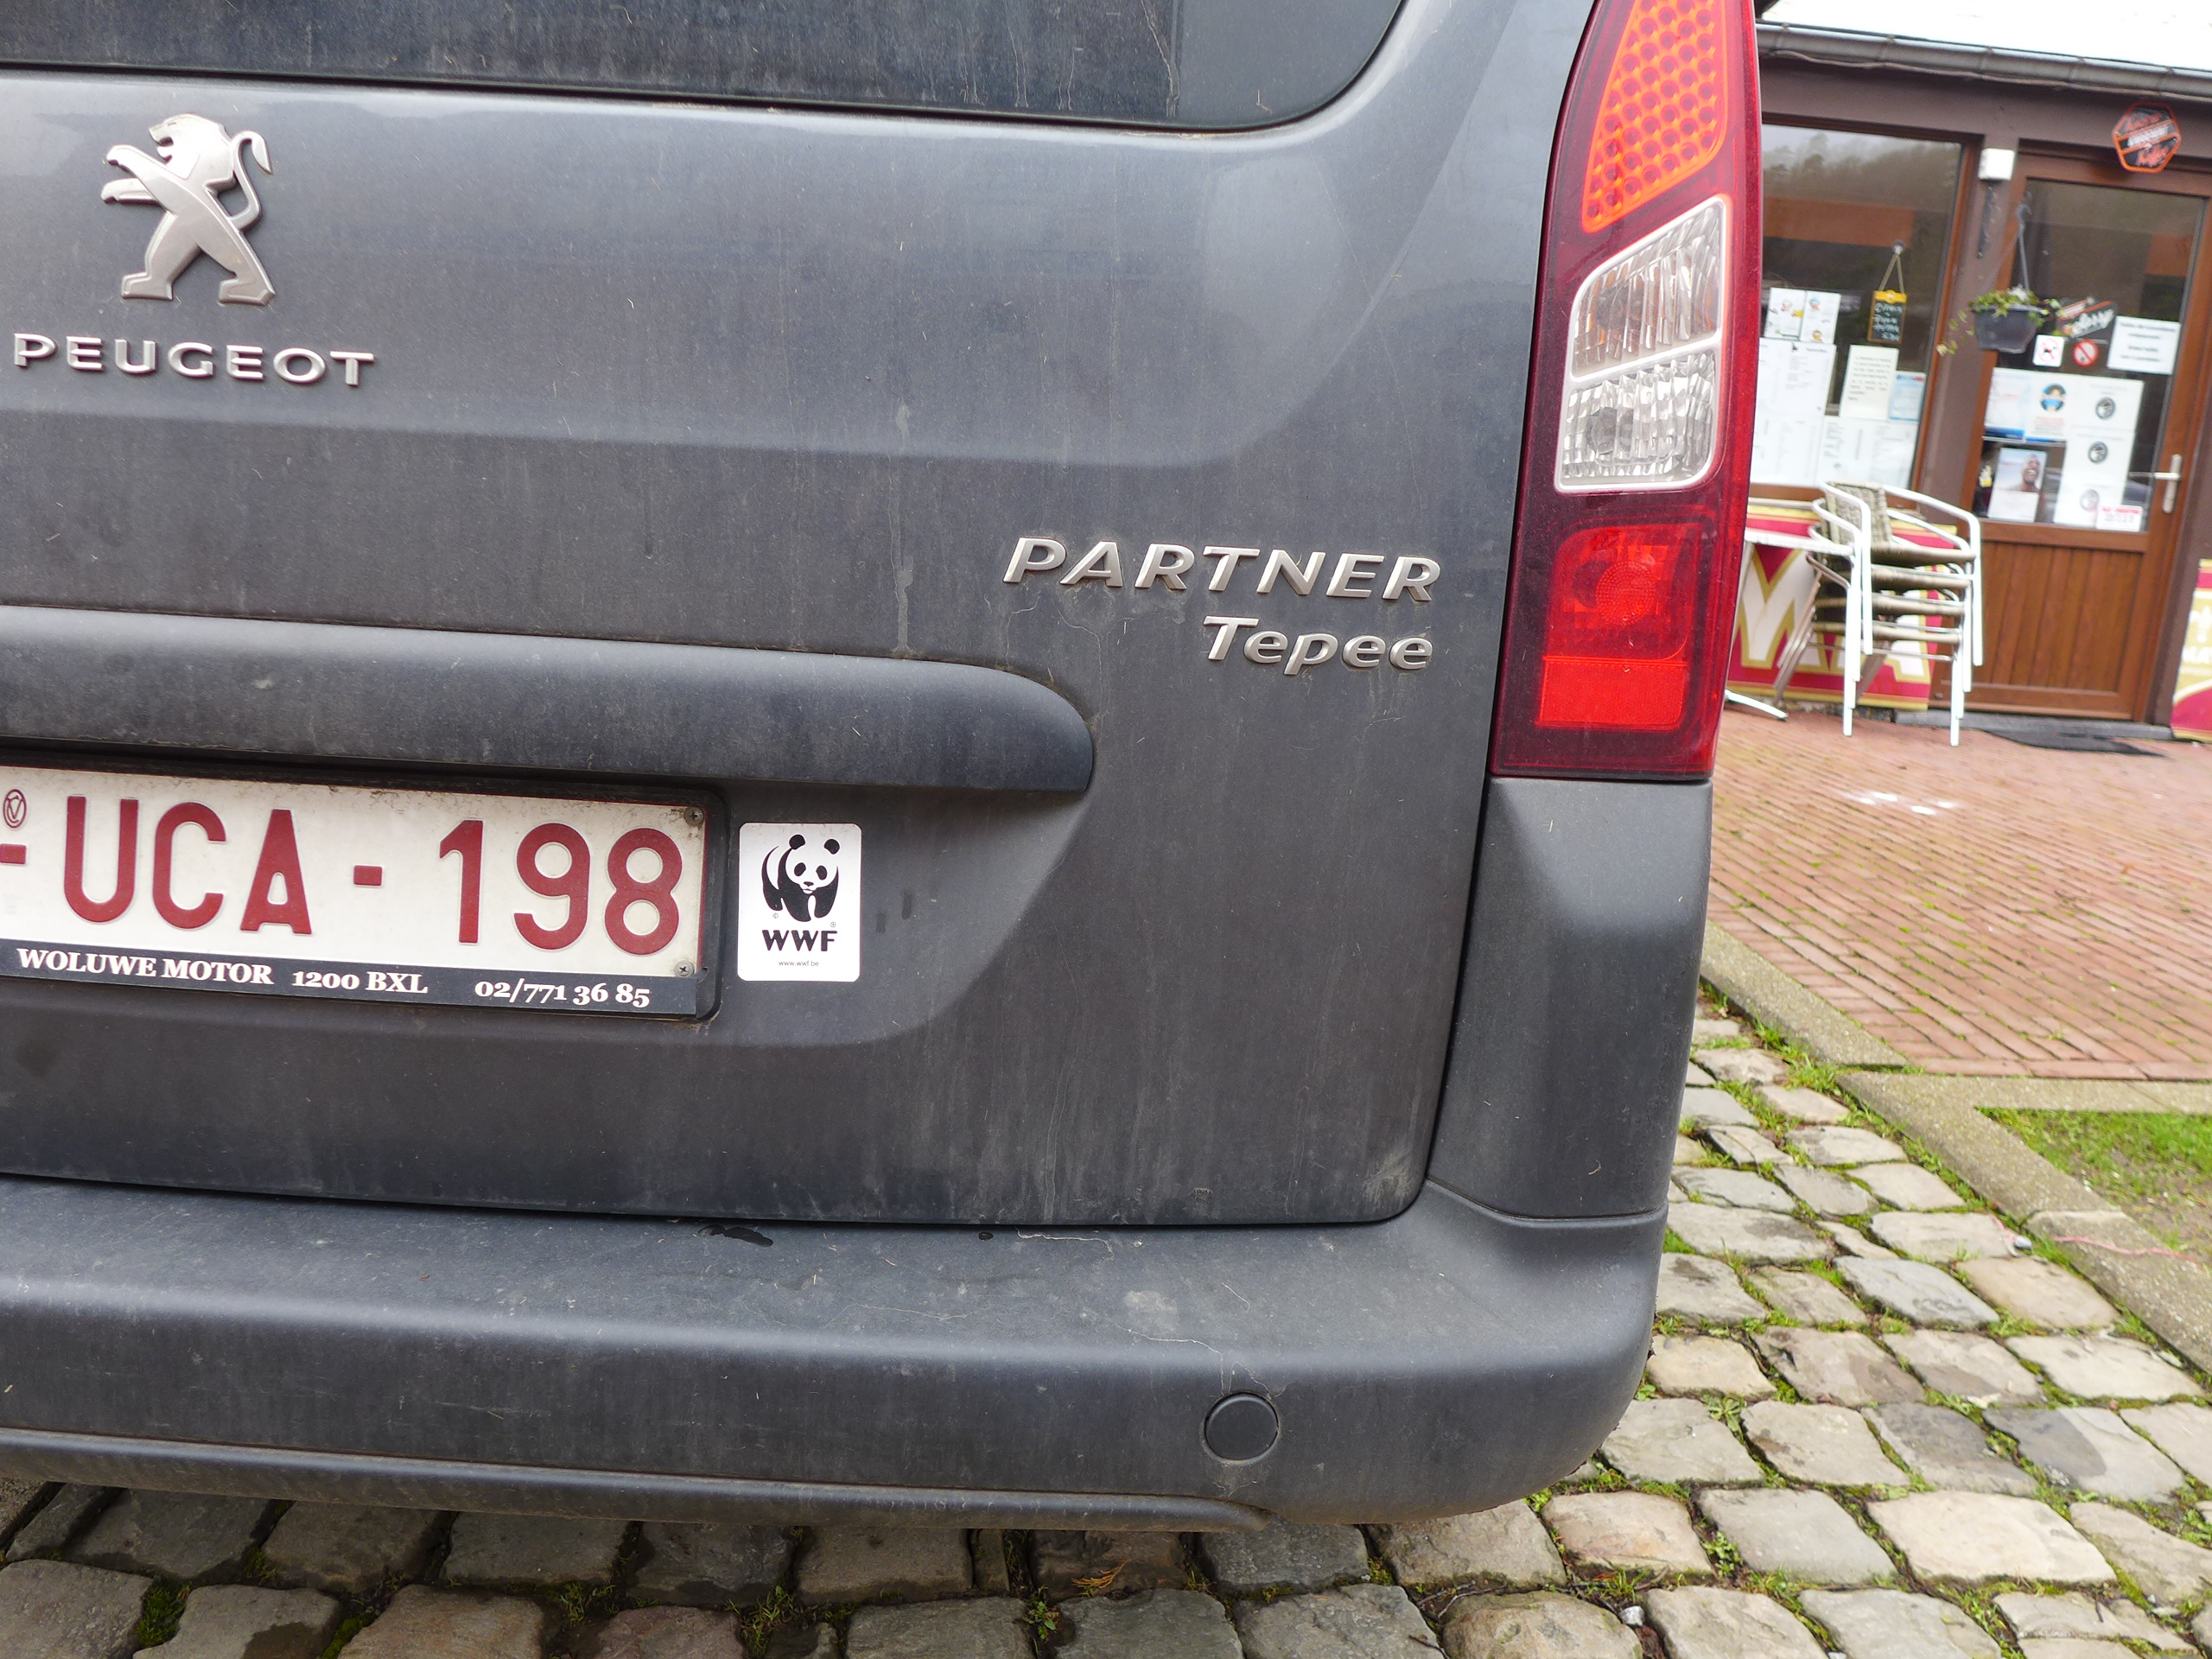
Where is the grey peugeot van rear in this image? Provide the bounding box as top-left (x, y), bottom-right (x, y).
top-left (0, 0), bottom-right (1758, 1525)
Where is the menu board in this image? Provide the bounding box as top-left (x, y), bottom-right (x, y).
top-left (1751, 338), bottom-right (1833, 483)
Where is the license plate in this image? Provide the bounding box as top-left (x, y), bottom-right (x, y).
top-left (0, 764), bottom-right (710, 1016)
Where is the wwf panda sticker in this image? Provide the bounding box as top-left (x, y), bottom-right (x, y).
top-left (737, 823), bottom-right (861, 982)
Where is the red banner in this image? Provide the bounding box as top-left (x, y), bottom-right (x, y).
top-left (1728, 538), bottom-right (1933, 710)
top-left (2174, 562), bottom-right (2212, 741)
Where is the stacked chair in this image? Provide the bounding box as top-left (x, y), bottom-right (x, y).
top-left (1817, 481), bottom-right (1983, 745)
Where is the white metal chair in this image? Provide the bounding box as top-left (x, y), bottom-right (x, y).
top-left (1821, 481), bottom-right (1983, 745)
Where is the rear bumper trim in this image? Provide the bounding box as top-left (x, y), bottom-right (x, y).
top-left (0, 1426), bottom-right (1264, 1530)
top-left (0, 1174), bottom-right (1661, 1522)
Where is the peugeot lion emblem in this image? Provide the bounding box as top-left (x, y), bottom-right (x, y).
top-left (101, 114), bottom-right (275, 305)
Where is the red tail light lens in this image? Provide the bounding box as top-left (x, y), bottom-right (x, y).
top-left (1536, 523), bottom-right (1696, 731)
top-left (1491, 0), bottom-right (1759, 779)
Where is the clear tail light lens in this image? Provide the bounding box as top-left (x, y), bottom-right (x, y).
top-left (1558, 198), bottom-right (1726, 491)
top-left (1491, 0), bottom-right (1759, 779)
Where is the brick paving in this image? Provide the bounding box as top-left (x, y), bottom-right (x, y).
top-left (1710, 705), bottom-right (2212, 1078)
top-left (11, 1013), bottom-right (2212, 1656)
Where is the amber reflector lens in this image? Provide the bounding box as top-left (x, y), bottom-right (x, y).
top-left (1579, 0), bottom-right (1727, 233)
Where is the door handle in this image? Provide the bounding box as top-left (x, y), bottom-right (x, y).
top-left (0, 607), bottom-right (1095, 794)
top-left (2153, 454), bottom-right (2185, 513)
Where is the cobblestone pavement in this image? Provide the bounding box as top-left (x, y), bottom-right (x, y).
top-left (11, 1011), bottom-right (2212, 1656)
top-left (1709, 705), bottom-right (2212, 1079)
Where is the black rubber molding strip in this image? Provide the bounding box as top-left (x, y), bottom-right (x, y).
top-left (0, 605), bottom-right (1093, 793)
top-left (0, 1427), bottom-right (1261, 1531)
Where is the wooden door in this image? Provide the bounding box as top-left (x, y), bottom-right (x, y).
top-left (1957, 156), bottom-right (2212, 719)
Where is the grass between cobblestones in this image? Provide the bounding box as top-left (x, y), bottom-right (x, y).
top-left (1665, 988), bottom-right (2212, 1653)
top-left (130, 1580), bottom-right (186, 1649)
top-left (741, 1583), bottom-right (802, 1649)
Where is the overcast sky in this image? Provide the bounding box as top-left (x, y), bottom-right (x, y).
top-left (1763, 0), bottom-right (2212, 73)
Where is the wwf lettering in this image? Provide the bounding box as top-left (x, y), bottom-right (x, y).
top-left (756, 834), bottom-right (842, 957)
top-left (760, 926), bottom-right (839, 952)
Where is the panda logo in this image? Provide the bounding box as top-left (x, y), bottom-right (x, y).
top-left (762, 833), bottom-right (841, 923)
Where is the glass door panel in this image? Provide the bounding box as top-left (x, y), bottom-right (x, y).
top-left (1973, 181), bottom-right (2202, 531)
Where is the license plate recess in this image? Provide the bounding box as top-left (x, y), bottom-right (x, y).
top-left (0, 761), bottom-right (713, 1017)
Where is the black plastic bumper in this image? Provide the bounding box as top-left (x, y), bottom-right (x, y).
top-left (0, 1174), bottom-right (1657, 1525)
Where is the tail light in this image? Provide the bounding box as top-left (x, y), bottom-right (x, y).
top-left (1490, 0), bottom-right (1761, 778)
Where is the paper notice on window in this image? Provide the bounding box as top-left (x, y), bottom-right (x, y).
top-left (1838, 346), bottom-right (1900, 421)
top-left (1989, 447), bottom-right (2046, 523)
top-left (1764, 288), bottom-right (1806, 340)
top-left (1984, 368), bottom-right (2035, 439)
top-left (1889, 372), bottom-right (1927, 423)
top-left (2051, 377), bottom-right (2145, 529)
top-left (1874, 422), bottom-right (1918, 489)
top-left (1820, 415), bottom-right (1916, 489)
top-left (1985, 368), bottom-right (2076, 441)
top-left (2108, 315), bottom-right (2182, 375)
top-left (1818, 416), bottom-right (1876, 482)
top-left (1802, 290), bottom-right (1842, 346)
top-left (1751, 338), bottom-right (1834, 484)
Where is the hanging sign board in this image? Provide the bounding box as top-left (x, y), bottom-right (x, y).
top-left (1868, 291), bottom-right (1906, 344)
top-left (1867, 243), bottom-right (1907, 346)
top-left (2113, 102), bottom-right (2182, 173)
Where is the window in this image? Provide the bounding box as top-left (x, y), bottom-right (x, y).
top-left (1973, 181), bottom-right (2202, 530)
top-left (0, 0), bottom-right (1404, 131)
top-left (1751, 125), bottom-right (1963, 487)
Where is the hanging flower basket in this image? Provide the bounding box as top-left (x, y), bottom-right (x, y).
top-left (1974, 306), bottom-right (2044, 353)
top-left (1940, 287), bottom-right (2054, 358)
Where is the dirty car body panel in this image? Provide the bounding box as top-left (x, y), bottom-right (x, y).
top-left (0, 0), bottom-right (1745, 1520)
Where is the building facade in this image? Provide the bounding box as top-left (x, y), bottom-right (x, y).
top-left (1753, 24), bottom-right (2212, 722)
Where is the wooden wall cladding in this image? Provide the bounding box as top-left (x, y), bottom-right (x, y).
top-left (1972, 537), bottom-right (2145, 716)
